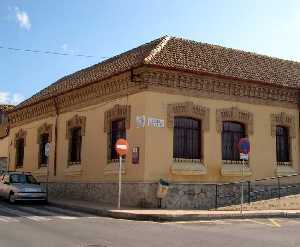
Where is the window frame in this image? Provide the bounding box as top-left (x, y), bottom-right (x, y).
top-left (108, 118), bottom-right (126, 162)
top-left (276, 125), bottom-right (290, 163)
top-left (38, 133), bottom-right (50, 167)
top-left (68, 127), bottom-right (82, 165)
top-left (173, 116), bottom-right (202, 160)
top-left (15, 138), bottom-right (25, 168)
top-left (221, 121), bottom-right (246, 162)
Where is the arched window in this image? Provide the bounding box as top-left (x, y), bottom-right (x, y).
top-left (108, 118), bottom-right (126, 161)
top-left (276, 126), bottom-right (290, 162)
top-left (222, 121), bottom-right (245, 161)
top-left (69, 127), bottom-right (82, 163)
top-left (15, 138), bottom-right (25, 168)
top-left (39, 133), bottom-right (49, 167)
top-left (173, 117), bottom-right (201, 159)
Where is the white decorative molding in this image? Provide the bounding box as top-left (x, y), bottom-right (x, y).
top-left (221, 163), bottom-right (252, 177)
top-left (171, 159), bottom-right (207, 175)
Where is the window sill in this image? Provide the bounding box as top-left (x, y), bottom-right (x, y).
top-left (64, 164), bottom-right (82, 176)
top-left (171, 159), bottom-right (206, 175)
top-left (104, 161), bottom-right (126, 175)
top-left (221, 162), bottom-right (252, 177)
top-left (275, 162), bottom-right (296, 176)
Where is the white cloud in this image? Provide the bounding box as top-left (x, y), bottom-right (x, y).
top-left (61, 43), bottom-right (74, 54)
top-left (15, 7), bottom-right (31, 30)
top-left (0, 92), bottom-right (25, 105)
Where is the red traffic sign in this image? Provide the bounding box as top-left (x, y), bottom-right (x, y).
top-left (115, 138), bottom-right (129, 156)
top-left (238, 138), bottom-right (250, 154)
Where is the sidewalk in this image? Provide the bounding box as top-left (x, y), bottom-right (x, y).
top-left (48, 197), bottom-right (300, 222)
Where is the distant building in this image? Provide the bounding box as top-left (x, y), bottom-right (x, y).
top-left (0, 104), bottom-right (14, 171)
top-left (6, 36), bottom-right (300, 208)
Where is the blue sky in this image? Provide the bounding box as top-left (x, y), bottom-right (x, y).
top-left (0, 0), bottom-right (300, 105)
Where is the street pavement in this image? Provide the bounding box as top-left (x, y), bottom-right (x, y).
top-left (0, 200), bottom-right (300, 247)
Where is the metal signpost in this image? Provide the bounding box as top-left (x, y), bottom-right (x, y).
top-left (115, 138), bottom-right (129, 209)
top-left (238, 138), bottom-right (250, 214)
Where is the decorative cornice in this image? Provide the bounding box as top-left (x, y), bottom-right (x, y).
top-left (167, 101), bottom-right (209, 131)
top-left (216, 107), bottom-right (254, 135)
top-left (8, 67), bottom-right (299, 128)
top-left (66, 115), bottom-right (86, 139)
top-left (142, 68), bottom-right (299, 108)
top-left (104, 104), bottom-right (131, 132)
top-left (14, 129), bottom-right (27, 147)
top-left (37, 123), bottom-right (53, 144)
top-left (271, 112), bottom-right (296, 138)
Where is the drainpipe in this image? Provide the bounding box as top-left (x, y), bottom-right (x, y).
top-left (53, 97), bottom-right (59, 176)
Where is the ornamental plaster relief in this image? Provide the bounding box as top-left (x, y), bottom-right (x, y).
top-left (66, 115), bottom-right (86, 139)
top-left (37, 123), bottom-right (53, 144)
top-left (14, 129), bottom-right (27, 147)
top-left (167, 101), bottom-right (209, 131)
top-left (142, 68), bottom-right (299, 108)
top-left (216, 107), bottom-right (254, 135)
top-left (104, 104), bottom-right (131, 132)
top-left (8, 67), bottom-right (299, 128)
top-left (271, 112), bottom-right (296, 138)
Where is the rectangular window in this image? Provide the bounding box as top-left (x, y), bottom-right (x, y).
top-left (276, 126), bottom-right (290, 162)
top-left (39, 133), bottom-right (49, 167)
top-left (16, 138), bottom-right (25, 168)
top-left (173, 117), bottom-right (201, 159)
top-left (108, 119), bottom-right (126, 161)
top-left (69, 127), bottom-right (82, 164)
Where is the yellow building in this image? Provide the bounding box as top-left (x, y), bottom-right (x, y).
top-left (0, 105), bottom-right (14, 171)
top-left (6, 36), bottom-right (300, 208)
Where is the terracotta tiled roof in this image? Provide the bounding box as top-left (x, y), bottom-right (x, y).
top-left (15, 36), bottom-right (300, 109)
top-left (0, 104), bottom-right (14, 112)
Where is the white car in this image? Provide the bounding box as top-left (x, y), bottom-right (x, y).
top-left (0, 172), bottom-right (47, 203)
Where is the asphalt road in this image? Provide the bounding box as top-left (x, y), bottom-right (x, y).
top-left (0, 200), bottom-right (299, 247)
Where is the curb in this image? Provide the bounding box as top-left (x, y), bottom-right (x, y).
top-left (48, 201), bottom-right (300, 222)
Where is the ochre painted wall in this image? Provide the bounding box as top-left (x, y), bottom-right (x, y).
top-left (8, 90), bottom-right (299, 184)
top-left (0, 137), bottom-right (9, 158)
top-left (9, 92), bottom-right (147, 183)
top-left (143, 91), bottom-right (299, 182)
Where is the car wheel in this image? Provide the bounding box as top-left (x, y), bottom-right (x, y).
top-left (9, 193), bottom-right (16, 204)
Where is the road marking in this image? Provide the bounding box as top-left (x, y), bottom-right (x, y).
top-left (246, 219), bottom-right (279, 228)
top-left (43, 206), bottom-right (92, 217)
top-left (27, 216), bottom-right (51, 222)
top-left (0, 206), bottom-right (51, 222)
top-left (0, 216), bottom-right (18, 223)
top-left (164, 220), bottom-right (231, 225)
top-left (55, 216), bottom-right (77, 220)
top-left (16, 206), bottom-right (61, 216)
top-left (269, 219), bottom-right (281, 228)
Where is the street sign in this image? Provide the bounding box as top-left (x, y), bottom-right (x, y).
top-left (45, 143), bottom-right (50, 157)
top-left (115, 138), bottom-right (129, 156)
top-left (238, 138), bottom-right (250, 154)
top-left (240, 153), bottom-right (248, 160)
